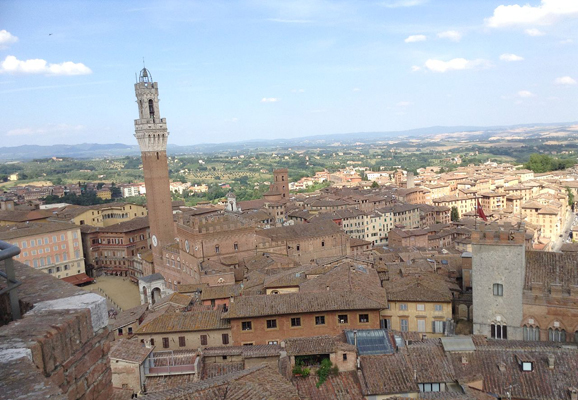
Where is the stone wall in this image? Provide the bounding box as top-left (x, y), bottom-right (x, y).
top-left (0, 260), bottom-right (113, 399)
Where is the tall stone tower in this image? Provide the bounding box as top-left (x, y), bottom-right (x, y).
top-left (472, 224), bottom-right (526, 340)
top-left (271, 168), bottom-right (289, 199)
top-left (134, 67), bottom-right (175, 273)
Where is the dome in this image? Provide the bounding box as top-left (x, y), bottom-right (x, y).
top-left (139, 67), bottom-right (153, 84)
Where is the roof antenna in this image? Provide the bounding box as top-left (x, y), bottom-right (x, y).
top-left (143, 57), bottom-right (146, 68)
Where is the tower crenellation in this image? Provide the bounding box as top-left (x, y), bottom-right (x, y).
top-left (134, 68), bottom-right (170, 153)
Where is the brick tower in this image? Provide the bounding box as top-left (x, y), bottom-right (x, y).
top-left (134, 67), bottom-right (175, 274)
top-left (271, 168), bottom-right (289, 199)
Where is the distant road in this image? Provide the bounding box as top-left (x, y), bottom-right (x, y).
top-left (551, 210), bottom-right (575, 252)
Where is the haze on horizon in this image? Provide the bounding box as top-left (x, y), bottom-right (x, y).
top-left (0, 0), bottom-right (577, 147)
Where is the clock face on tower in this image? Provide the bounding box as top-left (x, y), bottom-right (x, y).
top-left (152, 235), bottom-right (158, 247)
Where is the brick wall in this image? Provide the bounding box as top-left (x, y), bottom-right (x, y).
top-left (0, 260), bottom-right (113, 399)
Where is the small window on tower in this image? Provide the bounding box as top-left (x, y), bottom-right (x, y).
top-left (148, 99), bottom-right (155, 118)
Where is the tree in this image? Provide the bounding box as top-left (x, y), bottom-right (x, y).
top-left (371, 181), bottom-right (379, 188)
top-left (451, 206), bottom-right (460, 222)
top-left (566, 187), bottom-right (575, 209)
top-left (96, 182), bottom-right (105, 190)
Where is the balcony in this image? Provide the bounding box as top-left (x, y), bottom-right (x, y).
top-left (144, 350), bottom-right (198, 376)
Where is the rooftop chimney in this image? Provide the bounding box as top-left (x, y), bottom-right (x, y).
top-left (548, 354), bottom-right (555, 370)
top-left (569, 387), bottom-right (578, 400)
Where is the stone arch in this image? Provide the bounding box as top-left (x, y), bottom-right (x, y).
top-left (151, 287), bottom-right (162, 304)
top-left (458, 304), bottom-right (468, 320)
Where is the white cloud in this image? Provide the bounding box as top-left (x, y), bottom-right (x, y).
top-left (424, 58), bottom-right (491, 73)
top-left (485, 0), bottom-right (578, 28)
top-left (261, 97), bottom-right (278, 103)
top-left (518, 90), bottom-right (535, 97)
top-left (0, 55), bottom-right (92, 76)
top-left (554, 76), bottom-right (577, 85)
top-left (437, 30), bottom-right (462, 42)
top-left (231, 117), bottom-right (239, 122)
top-left (560, 38), bottom-right (573, 44)
top-left (397, 101), bottom-right (412, 106)
top-left (291, 88), bottom-right (305, 93)
top-left (411, 65), bottom-right (421, 72)
top-left (525, 28), bottom-right (545, 36)
top-left (405, 34), bottom-right (427, 43)
top-left (6, 123), bottom-right (85, 136)
top-left (500, 53), bottom-right (524, 61)
top-left (352, 88), bottom-right (361, 92)
top-left (381, 0), bottom-right (427, 8)
top-left (0, 30), bottom-right (18, 49)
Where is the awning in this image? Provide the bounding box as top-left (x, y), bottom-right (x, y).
top-left (62, 273), bottom-right (95, 286)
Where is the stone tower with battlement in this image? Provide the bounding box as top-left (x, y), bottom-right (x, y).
top-left (472, 224), bottom-right (526, 340)
top-left (134, 67), bottom-right (175, 274)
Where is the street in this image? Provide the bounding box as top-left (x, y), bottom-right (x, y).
top-left (551, 209), bottom-right (576, 252)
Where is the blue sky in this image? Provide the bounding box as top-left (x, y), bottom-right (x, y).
top-left (0, 0), bottom-right (577, 147)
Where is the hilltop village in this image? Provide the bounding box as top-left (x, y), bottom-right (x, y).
top-left (1, 69), bottom-right (577, 400)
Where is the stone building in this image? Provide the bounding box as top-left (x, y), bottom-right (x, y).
top-left (472, 226), bottom-right (526, 340)
top-left (0, 221), bottom-right (87, 281)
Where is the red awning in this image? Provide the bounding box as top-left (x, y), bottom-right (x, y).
top-left (62, 273), bottom-right (95, 286)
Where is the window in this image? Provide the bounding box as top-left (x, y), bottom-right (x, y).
top-left (128, 327), bottom-right (133, 335)
top-left (315, 315), bottom-right (326, 325)
top-left (435, 304), bottom-right (443, 312)
top-left (400, 319), bottom-right (409, 332)
top-left (30, 239), bottom-right (35, 247)
top-left (399, 304), bottom-right (408, 311)
top-left (493, 283), bottom-right (503, 296)
top-left (243, 343), bottom-right (254, 346)
top-left (44, 238), bottom-right (49, 244)
top-left (150, 339), bottom-right (155, 346)
top-left (522, 362), bottom-right (533, 372)
top-left (266, 319), bottom-right (277, 329)
top-left (417, 319), bottom-right (426, 333)
top-left (268, 341), bottom-right (278, 345)
top-left (200, 335), bottom-right (208, 346)
top-left (215, 245), bottom-right (220, 254)
top-left (242, 321), bottom-right (252, 331)
top-left (321, 241), bottom-right (325, 247)
top-left (296, 244), bottom-right (300, 251)
top-left (359, 314), bottom-right (369, 323)
top-left (338, 314), bottom-right (348, 324)
top-left (433, 320), bottom-right (445, 334)
top-left (178, 336), bottom-right (186, 347)
top-left (291, 317), bottom-right (301, 327)
top-left (419, 383), bottom-right (441, 392)
top-left (343, 353), bottom-right (348, 361)
top-left (491, 323), bottom-right (507, 339)
top-left (416, 304), bottom-right (425, 311)
top-left (222, 333), bottom-right (229, 345)
top-left (234, 242), bottom-right (238, 251)
top-left (549, 328), bottom-right (566, 342)
top-left (117, 328), bottom-right (123, 336)
top-left (523, 325), bottom-right (540, 341)
top-left (162, 338), bottom-right (169, 348)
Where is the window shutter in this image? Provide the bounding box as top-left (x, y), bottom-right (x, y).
top-left (442, 321), bottom-right (447, 334)
top-left (432, 321), bottom-right (436, 333)
top-left (222, 333), bottom-right (229, 345)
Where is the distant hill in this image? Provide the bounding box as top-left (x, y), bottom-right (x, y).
top-left (1, 122), bottom-right (575, 160)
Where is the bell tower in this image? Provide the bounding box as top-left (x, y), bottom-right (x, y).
top-left (134, 67), bottom-right (175, 275)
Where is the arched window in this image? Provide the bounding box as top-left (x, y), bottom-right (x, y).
top-left (215, 245), bottom-right (220, 254)
top-left (523, 325), bottom-right (540, 341)
top-left (148, 99), bottom-right (155, 118)
top-left (549, 328), bottom-right (566, 342)
top-left (491, 322), bottom-right (507, 339)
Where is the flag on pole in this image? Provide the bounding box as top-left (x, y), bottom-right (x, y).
top-left (477, 199), bottom-right (487, 222)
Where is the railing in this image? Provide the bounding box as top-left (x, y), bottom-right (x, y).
top-left (0, 240), bottom-right (22, 321)
top-left (144, 350), bottom-right (198, 376)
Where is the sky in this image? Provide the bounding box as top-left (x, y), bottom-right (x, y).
top-left (0, 0), bottom-right (577, 147)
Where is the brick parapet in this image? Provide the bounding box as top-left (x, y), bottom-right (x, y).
top-left (0, 260), bottom-right (113, 399)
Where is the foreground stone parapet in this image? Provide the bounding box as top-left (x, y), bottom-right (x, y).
top-left (0, 260), bottom-right (113, 399)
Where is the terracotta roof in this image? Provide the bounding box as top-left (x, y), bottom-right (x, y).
top-left (359, 352), bottom-right (419, 395)
top-left (294, 371), bottom-right (365, 400)
top-left (201, 362), bottom-right (244, 380)
top-left (109, 339), bottom-right (153, 364)
top-left (284, 335), bottom-right (356, 356)
top-left (139, 365), bottom-right (300, 400)
top-left (0, 209), bottom-right (52, 223)
top-left (150, 293), bottom-right (193, 311)
top-left (136, 309), bottom-right (230, 334)
top-left (177, 283), bottom-right (209, 293)
top-left (200, 284), bottom-right (242, 300)
top-left (383, 275), bottom-right (453, 302)
top-left (524, 251), bottom-right (578, 291)
top-left (222, 291), bottom-right (385, 319)
top-left (0, 221), bottom-right (78, 240)
top-left (110, 303), bottom-right (149, 330)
